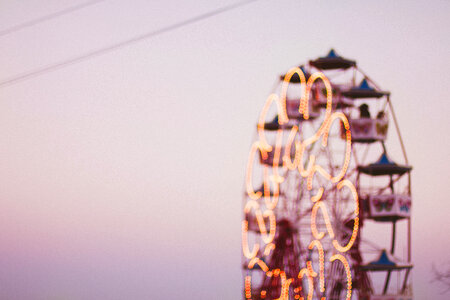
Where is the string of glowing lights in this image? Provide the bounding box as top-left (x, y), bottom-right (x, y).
top-left (283, 126), bottom-right (301, 170)
top-left (242, 67), bottom-right (359, 299)
top-left (245, 141), bottom-right (266, 200)
top-left (330, 254), bottom-right (352, 300)
top-left (308, 240), bottom-right (325, 293)
top-left (298, 268), bottom-right (314, 300)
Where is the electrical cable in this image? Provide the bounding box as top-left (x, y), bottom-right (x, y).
top-left (0, 0), bottom-right (107, 37)
top-left (0, 0), bottom-right (263, 88)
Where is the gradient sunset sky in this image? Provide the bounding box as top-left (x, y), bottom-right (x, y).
top-left (0, 0), bottom-right (449, 299)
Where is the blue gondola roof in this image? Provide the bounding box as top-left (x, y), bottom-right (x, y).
top-left (358, 152), bottom-right (412, 176)
top-left (326, 49), bottom-right (338, 58)
top-left (309, 49), bottom-right (356, 70)
top-left (343, 78), bottom-right (389, 99)
top-left (360, 249), bottom-right (413, 271)
top-left (376, 153), bottom-right (394, 165)
top-left (369, 249), bottom-right (396, 266)
top-left (358, 79), bottom-right (372, 90)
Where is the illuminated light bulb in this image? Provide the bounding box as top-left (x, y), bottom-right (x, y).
top-left (321, 112), bottom-right (352, 183)
top-left (298, 140), bottom-right (316, 178)
top-left (283, 126), bottom-right (301, 170)
top-left (268, 271), bottom-right (292, 300)
top-left (244, 201), bottom-right (276, 244)
top-left (262, 167), bottom-right (279, 210)
top-left (242, 220), bottom-right (259, 259)
top-left (298, 152), bottom-right (318, 191)
top-left (254, 209), bottom-right (268, 236)
top-left (270, 129), bottom-right (286, 186)
top-left (332, 180), bottom-right (359, 252)
top-left (296, 141), bottom-right (306, 174)
top-left (258, 259), bottom-right (270, 273)
top-left (245, 142), bottom-right (266, 200)
top-left (298, 268), bottom-right (314, 300)
top-left (304, 72), bottom-right (333, 136)
top-left (296, 142), bottom-right (330, 191)
top-left (244, 200), bottom-right (259, 214)
top-left (296, 111), bottom-right (352, 185)
top-left (314, 164), bottom-right (332, 182)
top-left (308, 240), bottom-right (325, 293)
top-left (279, 278), bottom-right (293, 300)
top-left (247, 257), bottom-right (258, 269)
top-left (322, 111), bottom-right (351, 147)
top-left (332, 217), bottom-right (359, 253)
top-left (248, 257), bottom-right (269, 272)
top-left (311, 188), bottom-right (324, 203)
top-left (261, 209), bottom-right (276, 244)
top-left (306, 261), bottom-right (318, 277)
top-left (310, 203), bottom-right (324, 240)
top-left (311, 201), bottom-right (335, 240)
top-left (261, 290), bottom-right (267, 299)
top-left (257, 93), bottom-right (279, 150)
top-left (306, 156), bottom-right (317, 191)
top-left (245, 275), bottom-right (252, 299)
top-left (270, 173), bottom-right (285, 185)
top-left (330, 254), bottom-right (352, 300)
top-left (280, 67), bottom-right (307, 123)
top-left (264, 243), bottom-right (275, 256)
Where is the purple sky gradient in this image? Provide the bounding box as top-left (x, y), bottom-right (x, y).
top-left (0, 0), bottom-right (449, 298)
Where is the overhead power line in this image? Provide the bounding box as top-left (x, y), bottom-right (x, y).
top-left (0, 0), bottom-right (107, 37)
top-left (0, 0), bottom-right (262, 88)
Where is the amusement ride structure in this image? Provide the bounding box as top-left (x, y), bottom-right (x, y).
top-left (241, 50), bottom-right (413, 300)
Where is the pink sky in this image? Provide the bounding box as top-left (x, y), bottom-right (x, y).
top-left (0, 0), bottom-right (449, 298)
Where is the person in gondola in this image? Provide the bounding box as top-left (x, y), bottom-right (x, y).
top-left (376, 110), bottom-right (386, 119)
top-left (359, 103), bottom-right (371, 118)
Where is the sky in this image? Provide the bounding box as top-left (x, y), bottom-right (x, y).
top-left (0, 0), bottom-right (449, 299)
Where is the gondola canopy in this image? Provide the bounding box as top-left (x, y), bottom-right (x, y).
top-left (309, 49), bottom-right (356, 70)
top-left (342, 78), bottom-right (389, 99)
top-left (361, 249), bottom-right (413, 271)
top-left (358, 153), bottom-right (412, 176)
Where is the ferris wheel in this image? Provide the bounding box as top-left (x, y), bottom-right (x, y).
top-left (241, 49), bottom-right (413, 300)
